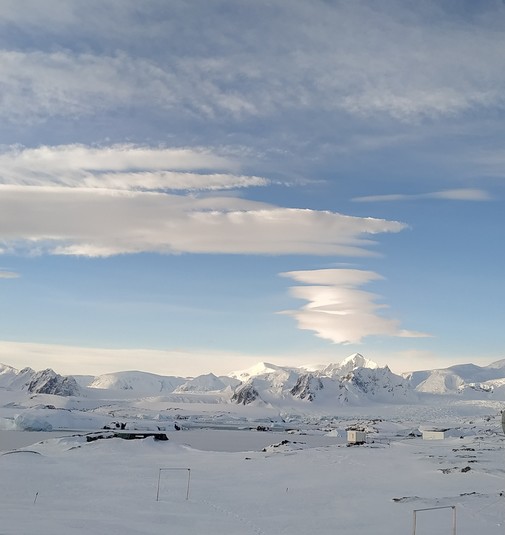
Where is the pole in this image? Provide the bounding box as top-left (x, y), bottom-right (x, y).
top-left (186, 469), bottom-right (191, 501)
top-left (156, 469), bottom-right (162, 502)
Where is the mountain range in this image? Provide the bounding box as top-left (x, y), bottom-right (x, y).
top-left (3, 353), bottom-right (505, 407)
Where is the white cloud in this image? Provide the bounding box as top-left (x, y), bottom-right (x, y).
top-left (0, 144), bottom-right (406, 257)
top-left (0, 144), bottom-right (264, 191)
top-left (0, 270), bottom-right (19, 278)
top-left (2, 3), bottom-right (505, 123)
top-left (0, 185), bottom-right (405, 257)
top-left (353, 188), bottom-right (492, 203)
top-left (280, 268), bottom-right (429, 344)
top-left (85, 172), bottom-right (268, 191)
top-left (0, 143), bottom-right (233, 177)
top-left (0, 50), bottom-right (177, 122)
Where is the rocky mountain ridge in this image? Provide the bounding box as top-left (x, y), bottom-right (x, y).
top-left (2, 353), bottom-right (505, 405)
top-left (231, 355), bottom-right (414, 406)
top-left (0, 364), bottom-right (81, 396)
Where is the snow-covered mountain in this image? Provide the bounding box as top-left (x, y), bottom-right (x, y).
top-left (230, 362), bottom-right (300, 382)
top-left (0, 364), bottom-right (81, 396)
top-left (26, 369), bottom-right (81, 396)
top-left (229, 354), bottom-right (413, 406)
top-left (174, 373), bottom-right (240, 393)
top-left (345, 365), bottom-right (415, 403)
top-left (403, 359), bottom-right (505, 396)
top-left (230, 354), bottom-right (377, 383)
top-left (2, 353), bottom-right (505, 407)
top-left (230, 362), bottom-right (303, 405)
top-left (0, 363), bottom-right (19, 388)
top-left (88, 370), bottom-right (186, 394)
top-left (231, 382), bottom-right (261, 405)
top-left (318, 353), bottom-right (379, 378)
top-left (290, 374), bottom-right (324, 401)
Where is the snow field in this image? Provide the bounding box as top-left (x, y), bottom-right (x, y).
top-left (2, 429), bottom-right (505, 534)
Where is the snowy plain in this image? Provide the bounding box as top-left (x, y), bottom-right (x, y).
top-left (1, 401), bottom-right (505, 534)
top-left (2, 356), bottom-right (505, 533)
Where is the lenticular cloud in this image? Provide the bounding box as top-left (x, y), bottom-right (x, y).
top-left (0, 144), bottom-right (407, 257)
top-left (280, 269), bottom-right (430, 343)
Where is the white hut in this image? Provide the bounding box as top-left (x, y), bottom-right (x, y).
top-left (422, 429), bottom-right (447, 440)
top-left (347, 430), bottom-right (366, 444)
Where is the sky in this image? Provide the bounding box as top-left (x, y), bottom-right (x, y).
top-left (1, 0), bottom-right (505, 377)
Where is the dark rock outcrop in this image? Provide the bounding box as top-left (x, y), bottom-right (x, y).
top-left (26, 369), bottom-right (81, 396)
top-left (290, 374), bottom-right (323, 401)
top-left (231, 382), bottom-right (260, 405)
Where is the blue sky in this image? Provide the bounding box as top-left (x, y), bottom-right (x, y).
top-left (1, 0), bottom-right (504, 376)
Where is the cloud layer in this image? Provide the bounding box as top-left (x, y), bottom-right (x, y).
top-left (2, 2), bottom-right (505, 124)
top-left (0, 339), bottom-right (270, 376)
top-left (280, 269), bottom-right (430, 344)
top-left (0, 144), bottom-right (261, 191)
top-left (0, 144), bottom-right (406, 257)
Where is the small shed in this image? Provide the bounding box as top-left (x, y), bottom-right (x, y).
top-left (422, 429), bottom-right (447, 440)
top-left (347, 430), bottom-right (366, 444)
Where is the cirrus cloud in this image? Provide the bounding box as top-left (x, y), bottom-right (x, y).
top-left (0, 50), bottom-right (178, 123)
top-left (2, 2), bottom-right (505, 124)
top-left (353, 188), bottom-right (492, 203)
top-left (0, 144), bottom-right (254, 191)
top-left (0, 270), bottom-right (19, 278)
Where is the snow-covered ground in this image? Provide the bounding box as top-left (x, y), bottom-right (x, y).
top-left (1, 402), bottom-right (505, 534)
top-left (2, 354), bottom-right (505, 533)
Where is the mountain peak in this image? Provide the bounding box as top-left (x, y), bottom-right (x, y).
top-left (27, 368), bottom-right (81, 396)
top-left (340, 353), bottom-right (378, 368)
top-left (229, 361), bottom-right (287, 381)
